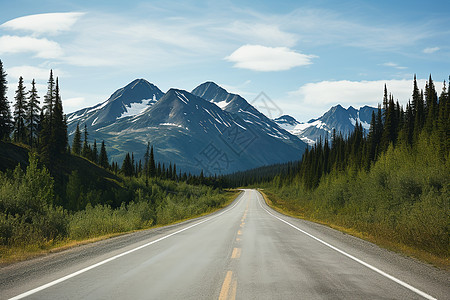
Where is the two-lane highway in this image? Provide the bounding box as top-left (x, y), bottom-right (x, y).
top-left (1, 189), bottom-right (448, 299)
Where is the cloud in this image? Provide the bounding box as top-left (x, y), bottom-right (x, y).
top-left (382, 62), bottom-right (407, 70)
top-left (1, 12), bottom-right (85, 35)
top-left (0, 35), bottom-right (63, 58)
top-left (63, 97), bottom-right (86, 110)
top-left (423, 47), bottom-right (440, 54)
top-left (285, 79), bottom-right (443, 122)
top-left (219, 21), bottom-right (298, 47)
top-left (8, 65), bottom-right (62, 80)
top-left (225, 45), bottom-right (315, 71)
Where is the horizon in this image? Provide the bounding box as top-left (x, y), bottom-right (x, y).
top-left (1, 0), bottom-right (449, 122)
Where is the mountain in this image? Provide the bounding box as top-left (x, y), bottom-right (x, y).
top-left (68, 82), bottom-right (307, 174)
top-left (274, 105), bottom-right (377, 145)
top-left (192, 82), bottom-right (303, 142)
top-left (273, 115), bottom-right (300, 131)
top-left (67, 79), bottom-right (164, 134)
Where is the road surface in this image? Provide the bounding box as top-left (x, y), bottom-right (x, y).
top-left (1, 189), bottom-right (448, 299)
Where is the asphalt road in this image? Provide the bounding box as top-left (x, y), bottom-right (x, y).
top-left (1, 189), bottom-right (448, 299)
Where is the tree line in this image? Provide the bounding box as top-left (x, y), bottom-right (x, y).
top-left (225, 74), bottom-right (449, 188)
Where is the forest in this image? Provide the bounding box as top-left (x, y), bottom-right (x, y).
top-left (226, 74), bottom-right (449, 264)
top-left (0, 60), bottom-right (234, 262)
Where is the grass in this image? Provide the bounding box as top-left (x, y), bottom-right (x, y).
top-left (0, 189), bottom-right (241, 266)
top-left (259, 189), bottom-right (449, 270)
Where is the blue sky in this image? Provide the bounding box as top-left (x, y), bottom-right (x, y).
top-left (1, 0), bottom-right (449, 121)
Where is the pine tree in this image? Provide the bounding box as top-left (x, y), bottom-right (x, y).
top-left (27, 79), bottom-right (40, 147)
top-left (13, 76), bottom-right (28, 143)
top-left (122, 153), bottom-right (133, 177)
top-left (150, 145), bottom-right (156, 177)
top-left (424, 74), bottom-right (438, 131)
top-left (43, 70), bottom-right (55, 120)
top-left (144, 142), bottom-right (150, 177)
top-left (82, 124), bottom-right (90, 158)
top-left (39, 70), bottom-right (56, 163)
top-left (99, 140), bottom-right (109, 168)
top-left (51, 78), bottom-right (67, 154)
top-left (0, 59), bottom-right (12, 141)
top-left (92, 140), bottom-right (98, 163)
top-left (72, 123), bottom-right (82, 155)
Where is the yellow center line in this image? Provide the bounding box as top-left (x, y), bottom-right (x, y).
top-left (236, 237), bottom-right (241, 241)
top-left (237, 230), bottom-right (242, 235)
top-left (231, 248), bottom-right (241, 259)
top-left (230, 279), bottom-right (237, 299)
top-left (218, 271), bottom-right (233, 300)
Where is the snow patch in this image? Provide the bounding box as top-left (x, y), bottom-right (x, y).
top-left (349, 117), bottom-right (370, 130)
top-left (117, 98), bottom-right (154, 119)
top-left (214, 100), bottom-right (229, 109)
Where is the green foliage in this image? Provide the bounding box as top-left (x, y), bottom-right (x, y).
top-left (264, 134), bottom-right (449, 257)
top-left (0, 150), bottom-right (230, 250)
top-left (0, 59), bottom-right (12, 141)
top-left (0, 153), bottom-right (68, 246)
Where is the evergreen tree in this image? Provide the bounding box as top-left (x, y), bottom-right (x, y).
top-left (144, 142), bottom-right (150, 177)
top-left (0, 59), bottom-right (12, 141)
top-left (82, 124), bottom-right (90, 158)
top-left (99, 140), bottom-right (109, 168)
top-left (122, 153), bottom-right (133, 177)
top-left (72, 123), bottom-right (82, 155)
top-left (424, 74), bottom-right (438, 131)
top-left (92, 140), bottom-right (98, 163)
top-left (39, 70), bottom-right (56, 163)
top-left (51, 78), bottom-right (67, 154)
top-left (27, 79), bottom-right (40, 147)
top-left (150, 145), bottom-right (156, 177)
top-left (43, 70), bottom-right (55, 120)
top-left (13, 76), bottom-right (28, 143)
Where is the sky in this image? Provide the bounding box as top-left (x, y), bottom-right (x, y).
top-left (0, 0), bottom-right (449, 122)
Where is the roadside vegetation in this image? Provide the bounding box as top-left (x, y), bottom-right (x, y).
top-left (227, 75), bottom-right (449, 267)
top-left (0, 62), bottom-right (236, 264)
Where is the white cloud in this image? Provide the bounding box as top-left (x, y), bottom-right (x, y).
top-left (225, 45), bottom-right (315, 71)
top-left (382, 62), bottom-right (407, 70)
top-left (1, 12), bottom-right (85, 36)
top-left (219, 21), bottom-right (298, 47)
top-left (0, 35), bottom-right (63, 58)
top-left (64, 97), bottom-right (86, 110)
top-left (8, 65), bottom-right (61, 80)
top-left (285, 79), bottom-right (443, 122)
top-left (423, 47), bottom-right (440, 54)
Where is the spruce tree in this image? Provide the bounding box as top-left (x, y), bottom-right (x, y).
top-left (27, 79), bottom-right (40, 147)
top-left (122, 153), bottom-right (133, 177)
top-left (39, 70), bottom-right (56, 163)
top-left (0, 59), bottom-right (12, 140)
top-left (144, 142), bottom-right (150, 177)
top-left (51, 78), bottom-right (67, 154)
top-left (82, 124), bottom-right (90, 158)
top-left (72, 123), bottom-right (82, 155)
top-left (13, 76), bottom-right (28, 143)
top-left (43, 70), bottom-right (55, 120)
top-left (424, 74), bottom-right (438, 131)
top-left (150, 145), bottom-right (156, 177)
top-left (99, 140), bottom-right (109, 168)
top-left (92, 140), bottom-right (98, 163)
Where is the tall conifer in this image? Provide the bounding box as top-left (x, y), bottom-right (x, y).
top-left (0, 59), bottom-right (12, 140)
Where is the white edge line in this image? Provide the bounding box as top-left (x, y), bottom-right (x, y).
top-left (9, 193), bottom-right (244, 300)
top-left (255, 191), bottom-right (437, 300)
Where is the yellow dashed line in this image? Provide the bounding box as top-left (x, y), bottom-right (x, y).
top-left (218, 271), bottom-right (233, 300)
top-left (231, 248), bottom-right (241, 259)
top-left (237, 230), bottom-right (242, 235)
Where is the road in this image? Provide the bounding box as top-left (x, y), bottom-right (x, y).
top-left (1, 189), bottom-right (448, 299)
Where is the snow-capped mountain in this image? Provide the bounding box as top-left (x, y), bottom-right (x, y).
top-left (274, 105), bottom-right (377, 145)
top-left (67, 80), bottom-right (307, 174)
top-left (192, 82), bottom-right (300, 142)
top-left (67, 79), bottom-right (164, 134)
